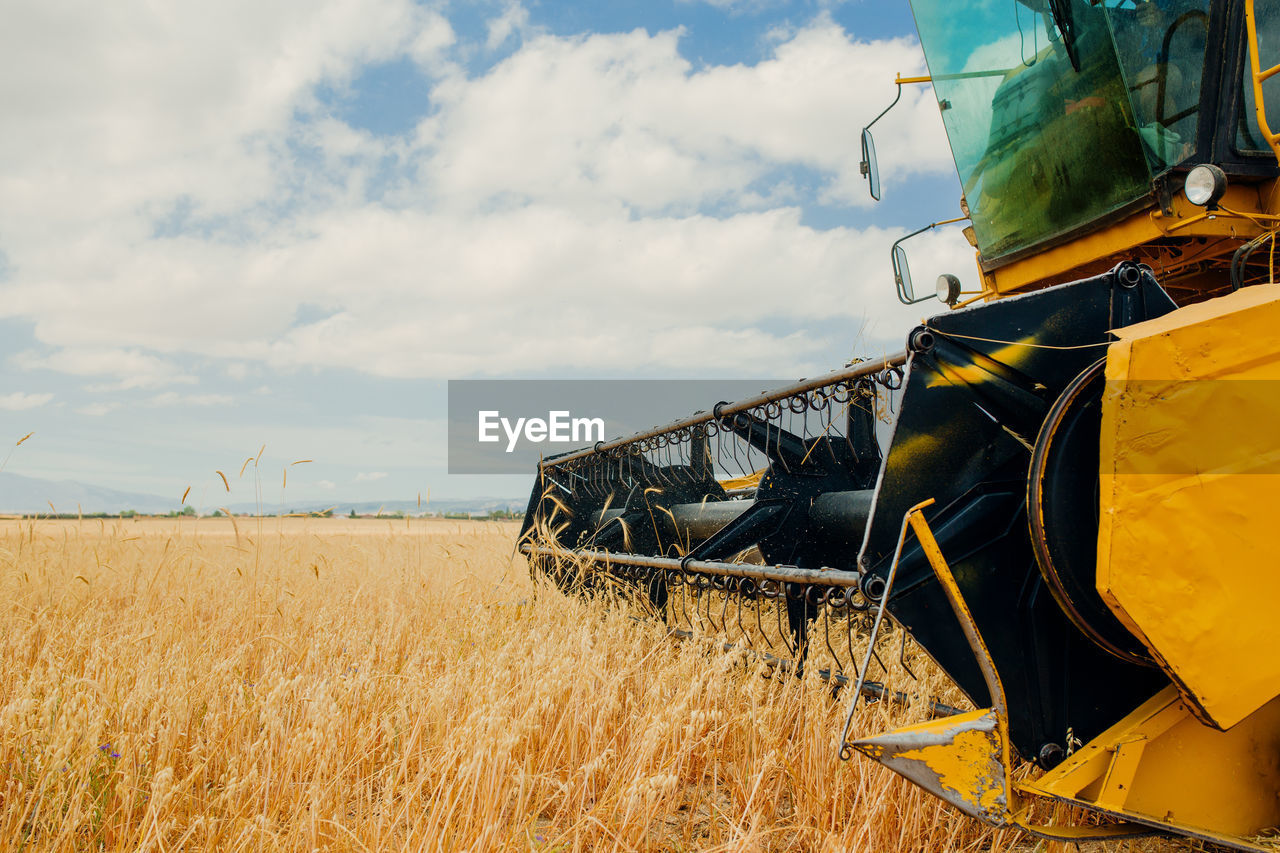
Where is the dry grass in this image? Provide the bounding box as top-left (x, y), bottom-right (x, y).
top-left (0, 517), bottom-right (1196, 851)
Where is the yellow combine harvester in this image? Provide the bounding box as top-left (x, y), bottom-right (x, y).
top-left (521, 0), bottom-right (1280, 848)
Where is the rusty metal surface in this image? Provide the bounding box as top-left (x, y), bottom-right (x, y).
top-left (854, 708), bottom-right (1010, 824)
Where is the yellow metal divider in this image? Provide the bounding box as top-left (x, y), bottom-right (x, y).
top-left (848, 503), bottom-right (1151, 842)
top-left (1245, 0), bottom-right (1280, 164)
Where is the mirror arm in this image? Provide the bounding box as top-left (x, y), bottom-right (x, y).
top-left (863, 73), bottom-right (932, 134)
top-left (864, 81), bottom-right (905, 138)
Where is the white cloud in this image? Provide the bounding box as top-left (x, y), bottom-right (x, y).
top-left (76, 402), bottom-right (120, 417)
top-left (0, 392), bottom-right (53, 411)
top-left (413, 23), bottom-right (948, 215)
top-left (316, 479), bottom-right (337, 490)
top-left (0, 8), bottom-right (969, 388)
top-left (145, 392), bottom-right (234, 408)
top-left (355, 471), bottom-right (388, 481)
top-left (408, 13), bottom-right (457, 70)
top-left (11, 348), bottom-right (194, 390)
top-left (675, 0), bottom-right (788, 11)
top-left (485, 2), bottom-right (531, 51)
top-left (223, 206), bottom-right (953, 376)
top-left (0, 2), bottom-right (416, 266)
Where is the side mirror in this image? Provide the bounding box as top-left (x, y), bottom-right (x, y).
top-left (859, 75), bottom-right (931, 203)
top-left (890, 216), bottom-right (970, 305)
top-left (892, 242), bottom-right (914, 301)
top-left (860, 128), bottom-right (881, 201)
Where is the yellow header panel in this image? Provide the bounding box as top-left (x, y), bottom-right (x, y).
top-left (1097, 284), bottom-right (1280, 730)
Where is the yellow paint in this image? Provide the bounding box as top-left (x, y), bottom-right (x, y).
top-left (1093, 735), bottom-right (1147, 812)
top-left (983, 184), bottom-right (1275, 297)
top-left (854, 707), bottom-right (1011, 823)
top-left (718, 469), bottom-right (763, 491)
top-left (907, 510), bottom-right (1010, 727)
top-left (1023, 686), bottom-right (1280, 846)
top-left (895, 725), bottom-right (1007, 815)
top-left (868, 708), bottom-right (983, 738)
top-left (902, 509), bottom-right (1016, 819)
top-left (922, 336), bottom-right (1037, 389)
top-left (883, 428), bottom-right (941, 465)
top-left (1097, 284), bottom-right (1280, 730)
top-left (857, 506), bottom-right (1280, 847)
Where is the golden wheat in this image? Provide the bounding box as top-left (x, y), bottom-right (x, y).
top-left (0, 517), bottom-right (1195, 852)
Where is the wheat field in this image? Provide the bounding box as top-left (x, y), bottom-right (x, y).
top-left (0, 516), bottom-right (1197, 852)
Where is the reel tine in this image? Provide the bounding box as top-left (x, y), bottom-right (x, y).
top-left (717, 582), bottom-right (731, 636)
top-left (898, 627), bottom-right (918, 681)
top-left (823, 594), bottom-right (842, 676)
top-left (669, 576), bottom-right (680, 629)
top-left (775, 591), bottom-right (795, 658)
top-left (734, 582), bottom-right (751, 650)
top-left (845, 607), bottom-right (862, 682)
top-left (871, 639), bottom-right (887, 677)
top-left (754, 588), bottom-right (774, 652)
top-left (678, 575), bottom-right (693, 633)
top-left (700, 577), bottom-right (712, 632)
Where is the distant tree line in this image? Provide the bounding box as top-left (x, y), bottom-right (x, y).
top-left (21, 506), bottom-right (521, 520)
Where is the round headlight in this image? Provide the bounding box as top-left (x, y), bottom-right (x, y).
top-left (936, 273), bottom-right (962, 306)
top-left (1184, 164), bottom-right (1227, 207)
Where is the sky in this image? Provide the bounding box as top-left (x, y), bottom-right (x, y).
top-left (0, 0), bottom-right (975, 510)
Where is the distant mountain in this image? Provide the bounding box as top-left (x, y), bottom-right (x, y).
top-left (229, 498), bottom-right (526, 516)
top-left (0, 471), bottom-right (182, 515)
top-left (0, 472), bottom-right (524, 517)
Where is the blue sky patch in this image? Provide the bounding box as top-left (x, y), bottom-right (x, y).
top-left (318, 57), bottom-right (437, 137)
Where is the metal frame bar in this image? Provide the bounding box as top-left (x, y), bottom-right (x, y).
top-left (520, 542), bottom-right (862, 588)
top-left (538, 353), bottom-right (907, 469)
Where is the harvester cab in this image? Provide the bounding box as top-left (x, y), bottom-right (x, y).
top-left (521, 0), bottom-right (1280, 849)
top-left (882, 0), bottom-right (1280, 302)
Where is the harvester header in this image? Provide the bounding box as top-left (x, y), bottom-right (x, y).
top-left (521, 1), bottom-right (1280, 848)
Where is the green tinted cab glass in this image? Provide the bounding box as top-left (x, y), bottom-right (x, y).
top-left (1102, 0), bottom-right (1211, 170)
top-left (909, 0), bottom-right (1152, 262)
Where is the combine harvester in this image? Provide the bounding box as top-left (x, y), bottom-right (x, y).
top-left (521, 0), bottom-right (1280, 847)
